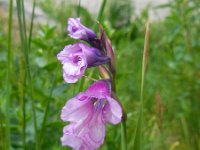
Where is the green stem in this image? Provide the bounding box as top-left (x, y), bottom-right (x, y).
top-left (121, 119), bottom-right (127, 150)
top-left (5, 0), bottom-right (13, 149)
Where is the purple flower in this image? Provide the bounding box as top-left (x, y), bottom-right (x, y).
top-left (57, 43), bottom-right (109, 83)
top-left (61, 80), bottom-right (122, 149)
top-left (68, 18), bottom-right (97, 41)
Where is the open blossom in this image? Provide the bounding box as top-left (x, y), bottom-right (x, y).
top-left (57, 43), bottom-right (109, 83)
top-left (68, 18), bottom-right (97, 41)
top-left (61, 80), bottom-right (122, 149)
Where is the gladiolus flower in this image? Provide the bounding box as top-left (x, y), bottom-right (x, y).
top-left (57, 43), bottom-right (109, 83)
top-left (61, 80), bottom-right (122, 149)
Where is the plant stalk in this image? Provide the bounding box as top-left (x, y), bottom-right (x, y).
top-left (133, 19), bottom-right (149, 150)
top-left (16, 0), bottom-right (38, 149)
top-left (5, 0), bottom-right (13, 149)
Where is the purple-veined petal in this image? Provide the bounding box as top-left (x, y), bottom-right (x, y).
top-left (104, 96), bottom-right (122, 124)
top-left (82, 108), bottom-right (105, 149)
top-left (86, 80), bottom-right (111, 99)
top-left (61, 94), bottom-right (93, 122)
top-left (57, 44), bottom-right (81, 63)
top-left (61, 124), bottom-right (82, 149)
top-left (57, 43), bottom-right (109, 83)
top-left (62, 72), bottom-right (79, 83)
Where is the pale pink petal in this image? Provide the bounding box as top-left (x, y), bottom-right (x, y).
top-left (61, 94), bottom-right (93, 122)
top-left (67, 18), bottom-right (96, 40)
top-left (57, 45), bottom-right (76, 63)
top-left (102, 103), bottom-right (112, 123)
top-left (61, 124), bottom-right (83, 149)
top-left (83, 109), bottom-right (106, 149)
top-left (63, 72), bottom-right (79, 83)
top-left (104, 96), bottom-right (122, 124)
top-left (63, 62), bottom-right (85, 76)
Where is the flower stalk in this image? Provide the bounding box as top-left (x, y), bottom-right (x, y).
top-left (57, 18), bottom-right (125, 149)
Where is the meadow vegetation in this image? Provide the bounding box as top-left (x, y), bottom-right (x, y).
top-left (0, 0), bottom-right (200, 149)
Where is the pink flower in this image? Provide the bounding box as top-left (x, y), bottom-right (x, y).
top-left (68, 18), bottom-right (97, 40)
top-left (61, 80), bottom-right (122, 149)
top-left (57, 43), bottom-right (109, 83)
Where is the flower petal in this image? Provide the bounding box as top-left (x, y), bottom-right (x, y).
top-left (61, 93), bottom-right (93, 122)
top-left (104, 96), bottom-right (122, 124)
top-left (80, 43), bottom-right (110, 67)
top-left (84, 110), bottom-right (105, 149)
top-left (85, 80), bottom-right (111, 99)
top-left (62, 72), bottom-right (79, 83)
top-left (61, 124), bottom-right (82, 149)
top-left (67, 18), bottom-right (96, 40)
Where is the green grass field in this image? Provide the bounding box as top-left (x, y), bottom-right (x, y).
top-left (0, 0), bottom-right (200, 149)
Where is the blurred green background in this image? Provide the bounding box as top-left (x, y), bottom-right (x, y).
top-left (0, 0), bottom-right (200, 149)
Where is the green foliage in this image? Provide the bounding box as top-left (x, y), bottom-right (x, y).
top-left (0, 0), bottom-right (200, 149)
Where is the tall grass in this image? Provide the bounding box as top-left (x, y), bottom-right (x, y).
top-left (16, 0), bottom-right (38, 149)
top-left (39, 65), bottom-right (59, 147)
top-left (5, 0), bottom-right (13, 149)
top-left (133, 19), bottom-right (149, 150)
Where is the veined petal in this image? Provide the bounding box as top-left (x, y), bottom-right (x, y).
top-left (69, 29), bottom-right (87, 39)
top-left (85, 80), bottom-right (111, 99)
top-left (63, 61), bottom-right (86, 76)
top-left (83, 109), bottom-right (105, 149)
top-left (61, 94), bottom-right (93, 122)
top-left (104, 96), bottom-right (122, 124)
top-left (61, 124), bottom-right (83, 149)
top-left (57, 44), bottom-right (81, 63)
top-left (62, 73), bottom-right (79, 83)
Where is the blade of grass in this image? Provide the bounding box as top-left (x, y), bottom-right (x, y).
top-left (133, 19), bottom-right (149, 150)
top-left (93, 0), bottom-right (107, 30)
top-left (28, 0), bottom-right (36, 48)
top-left (18, 55), bottom-right (26, 149)
top-left (180, 115), bottom-right (191, 149)
top-left (16, 0), bottom-right (38, 149)
top-left (16, 1), bottom-right (27, 149)
top-left (0, 111), bottom-right (4, 149)
top-left (97, 0), bottom-right (107, 23)
top-left (39, 65), bottom-right (59, 147)
top-left (77, 0), bottom-right (81, 17)
top-left (5, 0), bottom-right (13, 149)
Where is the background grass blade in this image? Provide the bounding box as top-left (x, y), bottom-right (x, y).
top-left (28, 0), bottom-right (36, 48)
top-left (97, 0), bottom-right (107, 23)
top-left (39, 65), bottom-right (59, 147)
top-left (77, 0), bottom-right (81, 17)
top-left (93, 0), bottom-right (107, 30)
top-left (16, 0), bottom-right (38, 149)
top-left (5, 0), bottom-right (13, 149)
top-left (133, 19), bottom-right (149, 150)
